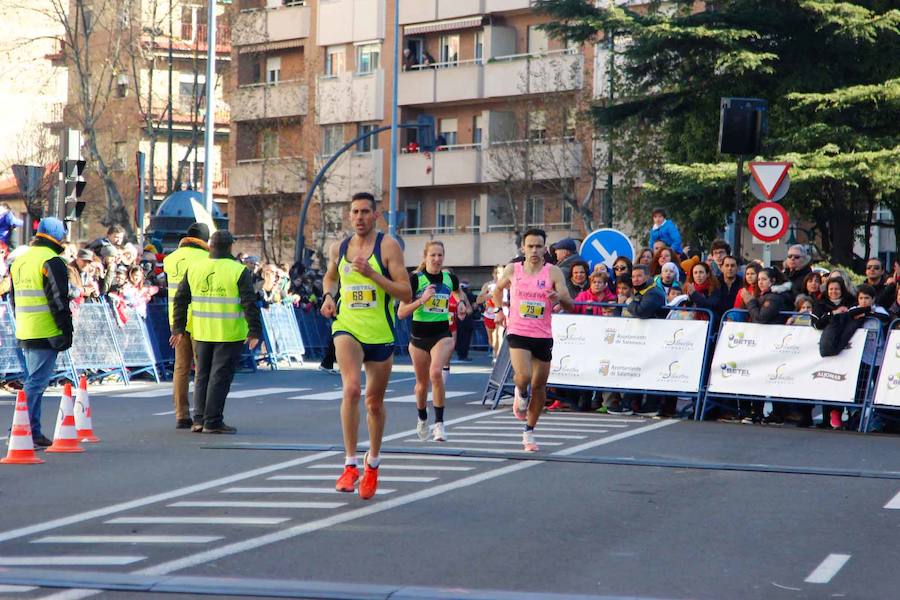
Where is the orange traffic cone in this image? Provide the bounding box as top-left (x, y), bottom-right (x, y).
top-left (74, 376), bottom-right (99, 443)
top-left (1, 391), bottom-right (44, 465)
top-left (47, 383), bottom-right (85, 453)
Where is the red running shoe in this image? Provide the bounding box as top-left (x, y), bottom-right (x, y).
top-left (335, 465), bottom-right (359, 493)
top-left (359, 452), bottom-right (379, 500)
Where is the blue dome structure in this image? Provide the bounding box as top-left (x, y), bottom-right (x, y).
top-left (146, 190), bottom-right (229, 252)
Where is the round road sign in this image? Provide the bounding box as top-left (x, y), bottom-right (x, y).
top-left (748, 202), bottom-right (790, 243)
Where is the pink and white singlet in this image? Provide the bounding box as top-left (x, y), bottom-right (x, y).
top-left (507, 262), bottom-right (553, 339)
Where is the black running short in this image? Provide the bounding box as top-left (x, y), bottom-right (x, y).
top-left (410, 332), bottom-right (452, 353)
top-left (333, 332), bottom-right (395, 363)
top-left (506, 334), bottom-right (553, 363)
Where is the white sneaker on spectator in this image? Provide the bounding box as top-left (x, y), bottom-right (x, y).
top-left (416, 419), bottom-right (429, 441)
top-left (522, 430), bottom-right (539, 452)
top-left (432, 422), bottom-right (446, 442)
top-left (513, 387), bottom-right (529, 421)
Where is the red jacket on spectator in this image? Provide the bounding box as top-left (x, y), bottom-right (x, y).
top-left (574, 289), bottom-right (616, 315)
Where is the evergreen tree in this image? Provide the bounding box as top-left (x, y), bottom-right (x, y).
top-left (536, 0), bottom-right (900, 263)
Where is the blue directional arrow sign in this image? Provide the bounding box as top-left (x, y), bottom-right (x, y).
top-left (579, 228), bottom-right (635, 271)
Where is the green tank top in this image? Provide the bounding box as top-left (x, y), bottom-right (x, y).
top-left (412, 271), bottom-right (452, 323)
top-left (332, 232), bottom-right (395, 344)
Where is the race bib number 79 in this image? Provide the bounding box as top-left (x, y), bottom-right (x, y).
top-left (519, 300), bottom-right (545, 319)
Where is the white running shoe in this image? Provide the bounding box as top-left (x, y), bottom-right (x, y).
top-left (522, 430), bottom-right (539, 452)
top-left (432, 422), bottom-right (446, 442)
top-left (416, 419), bottom-right (429, 441)
top-left (513, 387), bottom-right (529, 421)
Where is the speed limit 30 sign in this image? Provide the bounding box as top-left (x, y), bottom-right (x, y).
top-left (748, 202), bottom-right (790, 243)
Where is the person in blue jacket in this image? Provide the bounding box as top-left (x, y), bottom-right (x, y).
top-left (0, 203), bottom-right (24, 247)
top-left (648, 208), bottom-right (682, 256)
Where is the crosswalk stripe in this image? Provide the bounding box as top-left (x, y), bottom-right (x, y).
top-left (404, 438), bottom-right (562, 446)
top-left (457, 425), bottom-right (608, 434)
top-left (221, 487), bottom-right (396, 495)
top-left (33, 535), bottom-right (220, 544)
top-left (308, 464), bottom-right (473, 472)
top-left (446, 431), bottom-right (586, 439)
top-left (169, 501), bottom-right (345, 509)
top-left (0, 584), bottom-right (37, 592)
top-left (490, 415), bottom-right (637, 425)
top-left (227, 387), bottom-right (302, 399)
top-left (269, 475), bottom-right (436, 483)
top-left (0, 556), bottom-right (144, 566)
top-left (105, 517), bottom-right (289, 525)
top-left (379, 454), bottom-right (503, 462)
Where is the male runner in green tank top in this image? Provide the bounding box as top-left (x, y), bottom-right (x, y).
top-left (320, 192), bottom-right (412, 500)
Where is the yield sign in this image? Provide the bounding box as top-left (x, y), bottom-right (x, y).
top-left (748, 162), bottom-right (792, 201)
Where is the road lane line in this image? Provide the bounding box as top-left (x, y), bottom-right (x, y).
top-left (0, 557), bottom-right (144, 566)
top-left (554, 419), bottom-right (679, 456)
top-left (449, 430), bottom-right (586, 439)
top-left (378, 454), bottom-right (502, 462)
top-left (0, 409), bottom-right (492, 545)
top-left (458, 425), bottom-right (609, 434)
top-left (490, 416), bottom-right (638, 425)
top-left (805, 553), bottom-right (851, 584)
top-left (403, 438), bottom-right (563, 446)
top-left (221, 487), bottom-right (397, 495)
top-left (105, 517), bottom-right (289, 525)
top-left (308, 464), bottom-right (473, 472)
top-left (269, 475), bottom-right (436, 483)
top-left (0, 584), bottom-right (37, 592)
top-left (33, 536), bottom-right (221, 544)
top-left (152, 410), bottom-right (175, 416)
top-left (883, 489), bottom-right (900, 508)
top-left (169, 501), bottom-right (345, 509)
top-left (227, 387), bottom-right (300, 399)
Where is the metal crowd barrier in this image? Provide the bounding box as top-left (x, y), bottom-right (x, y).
top-left (701, 309), bottom-right (883, 431)
top-left (0, 302), bottom-right (25, 380)
top-left (863, 317), bottom-right (900, 431)
top-left (144, 302), bottom-right (175, 380)
top-left (56, 299), bottom-right (130, 385)
top-left (260, 302), bottom-right (305, 367)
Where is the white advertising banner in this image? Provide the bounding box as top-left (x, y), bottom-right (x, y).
top-left (873, 329), bottom-right (900, 407)
top-left (708, 322), bottom-right (866, 403)
top-left (546, 314), bottom-right (709, 393)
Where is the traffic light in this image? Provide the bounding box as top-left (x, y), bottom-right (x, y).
top-left (63, 159), bottom-right (86, 222)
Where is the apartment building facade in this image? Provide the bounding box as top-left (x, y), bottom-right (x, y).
top-left (228, 0), bottom-right (599, 271)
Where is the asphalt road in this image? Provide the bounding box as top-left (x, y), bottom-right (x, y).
top-left (0, 355), bottom-right (899, 599)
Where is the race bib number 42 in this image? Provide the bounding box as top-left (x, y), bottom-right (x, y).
top-left (344, 285), bottom-right (377, 309)
top-left (424, 293), bottom-right (449, 314)
top-left (519, 300), bottom-right (545, 319)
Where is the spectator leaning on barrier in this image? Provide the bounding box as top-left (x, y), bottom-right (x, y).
top-left (9, 217), bottom-right (73, 447)
top-left (610, 256), bottom-right (632, 286)
top-left (565, 259), bottom-right (589, 300)
top-left (163, 222), bottom-right (211, 430)
top-left (802, 271), bottom-right (824, 303)
top-left (814, 276), bottom-right (855, 320)
top-left (745, 267), bottom-right (791, 425)
top-left (575, 270), bottom-right (615, 316)
top-left (685, 261), bottom-right (723, 322)
top-left (648, 208), bottom-right (683, 255)
top-left (171, 230), bottom-right (261, 434)
top-left (735, 261), bottom-right (763, 310)
top-left (625, 263), bottom-right (667, 319)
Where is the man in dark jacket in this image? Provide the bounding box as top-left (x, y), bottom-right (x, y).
top-left (170, 230), bottom-right (261, 434)
top-left (717, 255), bottom-right (743, 315)
top-left (625, 264), bottom-right (667, 318)
top-left (551, 238), bottom-right (580, 282)
top-left (9, 217), bottom-right (73, 447)
top-left (782, 244), bottom-right (812, 300)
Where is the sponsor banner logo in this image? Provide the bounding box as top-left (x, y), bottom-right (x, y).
top-left (602, 328), bottom-right (647, 347)
top-left (727, 331), bottom-right (757, 348)
top-left (598, 360), bottom-right (641, 378)
top-left (772, 334), bottom-right (801, 354)
top-left (657, 360), bottom-right (689, 383)
top-left (664, 328), bottom-right (695, 351)
top-left (556, 322), bottom-right (586, 344)
top-left (886, 372), bottom-right (900, 390)
top-left (766, 363), bottom-right (795, 383)
top-left (551, 354), bottom-right (579, 377)
top-left (812, 370), bottom-right (847, 382)
top-left (720, 361), bottom-right (750, 378)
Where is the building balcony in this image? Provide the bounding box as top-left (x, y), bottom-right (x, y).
top-left (232, 3), bottom-right (311, 47)
top-left (320, 149), bottom-right (384, 202)
top-left (398, 0), bottom-right (532, 24)
top-left (317, 0), bottom-right (385, 46)
top-left (316, 70), bottom-right (385, 125)
top-left (483, 0), bottom-right (532, 12)
top-left (401, 227), bottom-right (577, 268)
top-left (397, 145), bottom-right (483, 188)
top-left (231, 81), bottom-right (308, 121)
top-left (399, 50), bottom-right (582, 106)
top-left (230, 157), bottom-right (306, 197)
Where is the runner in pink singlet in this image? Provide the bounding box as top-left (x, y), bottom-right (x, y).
top-left (494, 229), bottom-right (574, 451)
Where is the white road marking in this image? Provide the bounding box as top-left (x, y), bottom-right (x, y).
top-left (269, 475), bottom-right (436, 483)
top-left (287, 390), bottom-right (343, 401)
top-left (169, 501), bottom-right (345, 509)
top-left (33, 535), bottom-right (221, 544)
top-left (554, 419), bottom-right (679, 456)
top-left (0, 584), bottom-right (37, 592)
top-left (287, 390), bottom-right (469, 403)
top-left (227, 387), bottom-right (302, 399)
top-left (116, 388), bottom-right (180, 398)
top-left (382, 391), bottom-right (470, 403)
top-left (135, 461), bottom-right (539, 577)
top-left (458, 425), bottom-right (608, 434)
top-left (404, 438), bottom-right (562, 446)
top-left (379, 454), bottom-right (503, 462)
top-left (221, 487), bottom-right (397, 495)
top-left (490, 415), bottom-right (637, 425)
top-left (883, 489), bottom-right (900, 509)
top-left (0, 409), bottom-right (492, 545)
top-left (153, 410), bottom-right (176, 416)
top-left (105, 517), bottom-right (289, 525)
top-left (0, 556), bottom-right (144, 566)
top-left (805, 553), bottom-right (851, 584)
top-left (449, 430), bottom-right (586, 440)
top-left (308, 464), bottom-right (473, 472)
top-left (389, 376), bottom-right (417, 384)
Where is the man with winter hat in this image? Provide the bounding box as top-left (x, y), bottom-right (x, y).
top-left (9, 217), bottom-right (74, 447)
top-left (163, 222), bottom-right (210, 429)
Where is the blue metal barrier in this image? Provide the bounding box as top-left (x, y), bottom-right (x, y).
top-left (144, 302), bottom-right (174, 380)
top-left (863, 318), bottom-right (900, 431)
top-left (701, 309), bottom-right (883, 431)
